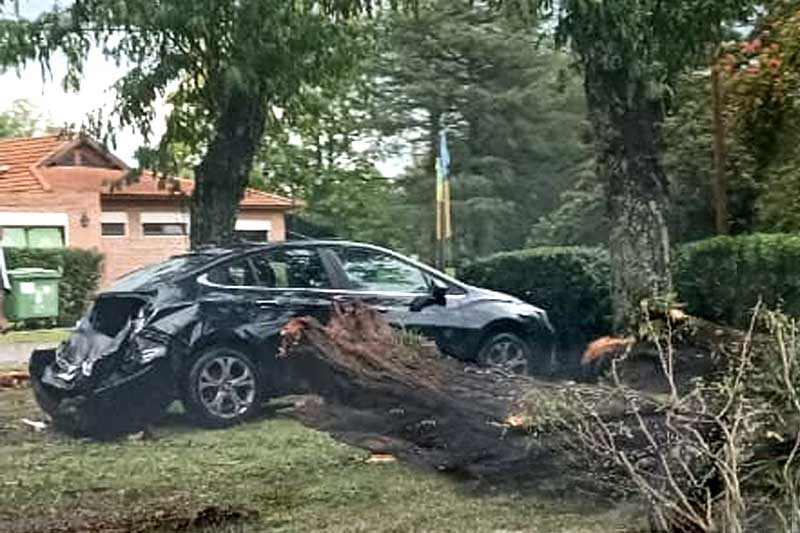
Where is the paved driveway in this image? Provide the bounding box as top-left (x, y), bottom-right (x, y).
top-left (0, 341), bottom-right (58, 368)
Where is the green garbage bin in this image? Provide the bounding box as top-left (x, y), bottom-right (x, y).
top-left (3, 268), bottom-right (61, 321)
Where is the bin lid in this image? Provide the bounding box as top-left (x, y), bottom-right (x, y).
top-left (7, 267), bottom-right (62, 280)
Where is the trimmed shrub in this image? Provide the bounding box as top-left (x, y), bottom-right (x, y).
top-left (461, 247), bottom-right (612, 343)
top-left (6, 247), bottom-right (104, 327)
top-left (462, 234), bottom-right (800, 342)
top-left (675, 233), bottom-right (800, 328)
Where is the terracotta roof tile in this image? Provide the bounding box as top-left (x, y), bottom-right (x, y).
top-left (0, 136), bottom-right (295, 209)
top-left (101, 171), bottom-right (295, 209)
top-left (0, 135), bottom-right (69, 193)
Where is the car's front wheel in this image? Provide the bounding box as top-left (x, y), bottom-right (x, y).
top-left (477, 332), bottom-right (533, 375)
top-left (184, 346), bottom-right (263, 427)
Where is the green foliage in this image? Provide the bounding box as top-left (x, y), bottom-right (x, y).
top-left (505, 0), bottom-right (755, 88)
top-left (500, 0), bottom-right (755, 326)
top-left (365, 1), bottom-right (592, 260)
top-left (461, 233), bottom-right (800, 339)
top-left (526, 161), bottom-right (608, 247)
top-left (675, 233), bottom-right (800, 328)
top-left (6, 247), bottom-right (104, 327)
top-left (461, 247), bottom-right (611, 342)
top-left (253, 0), bottom-right (592, 258)
top-left (252, 67), bottom-right (408, 248)
top-left (716, 6), bottom-right (800, 233)
top-left (0, 98), bottom-right (39, 138)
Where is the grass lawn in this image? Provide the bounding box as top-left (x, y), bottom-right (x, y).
top-left (0, 388), bottom-right (639, 532)
top-left (0, 328), bottom-right (70, 345)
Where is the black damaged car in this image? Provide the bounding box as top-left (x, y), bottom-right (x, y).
top-left (30, 240), bottom-right (554, 434)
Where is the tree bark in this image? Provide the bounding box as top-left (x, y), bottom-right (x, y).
top-left (711, 66), bottom-right (730, 235)
top-left (585, 71), bottom-right (673, 331)
top-left (191, 89), bottom-right (266, 247)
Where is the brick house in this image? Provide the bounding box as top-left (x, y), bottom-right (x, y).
top-left (0, 133), bottom-right (295, 289)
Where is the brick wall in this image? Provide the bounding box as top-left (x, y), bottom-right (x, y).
top-left (100, 201), bottom-right (287, 287)
top-left (100, 201), bottom-right (191, 287)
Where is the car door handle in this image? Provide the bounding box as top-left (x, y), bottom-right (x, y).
top-left (375, 306), bottom-right (389, 313)
top-left (256, 299), bottom-right (280, 307)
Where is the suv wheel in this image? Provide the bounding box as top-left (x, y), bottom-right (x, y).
top-left (478, 332), bottom-right (533, 375)
top-left (184, 346), bottom-right (262, 427)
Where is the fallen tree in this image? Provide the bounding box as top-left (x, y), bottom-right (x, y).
top-left (275, 304), bottom-right (697, 479)
top-left (277, 302), bottom-right (800, 532)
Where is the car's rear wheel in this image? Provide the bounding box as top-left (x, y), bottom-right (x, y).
top-left (477, 332), bottom-right (533, 375)
top-left (184, 346), bottom-right (262, 427)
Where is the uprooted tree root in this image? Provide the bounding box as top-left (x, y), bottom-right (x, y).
top-left (278, 303), bottom-right (543, 480)
top-left (276, 302), bottom-right (681, 488)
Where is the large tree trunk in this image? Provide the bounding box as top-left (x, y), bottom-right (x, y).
top-left (585, 72), bottom-right (673, 331)
top-left (191, 89), bottom-right (266, 247)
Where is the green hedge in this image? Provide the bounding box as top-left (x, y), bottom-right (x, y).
top-left (6, 247), bottom-right (104, 327)
top-left (462, 234), bottom-right (800, 339)
top-left (675, 233), bottom-right (800, 328)
top-left (461, 247), bottom-right (612, 342)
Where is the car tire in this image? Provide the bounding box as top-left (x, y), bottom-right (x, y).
top-left (477, 332), bottom-right (534, 376)
top-left (184, 346), bottom-right (263, 428)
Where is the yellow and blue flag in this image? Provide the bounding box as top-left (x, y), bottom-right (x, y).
top-left (439, 131), bottom-right (452, 240)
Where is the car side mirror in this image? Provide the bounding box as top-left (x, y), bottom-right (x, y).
top-left (409, 281), bottom-right (448, 312)
top-left (431, 282), bottom-right (447, 306)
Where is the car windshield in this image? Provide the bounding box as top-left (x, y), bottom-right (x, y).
top-left (109, 254), bottom-right (213, 292)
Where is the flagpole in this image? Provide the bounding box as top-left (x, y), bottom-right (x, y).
top-left (444, 175), bottom-right (452, 271)
top-left (435, 157), bottom-right (444, 270)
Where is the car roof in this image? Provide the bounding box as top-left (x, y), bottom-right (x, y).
top-left (190, 239), bottom-right (382, 256)
top-left (106, 240), bottom-right (431, 294)
top-left (112, 239), bottom-right (466, 293)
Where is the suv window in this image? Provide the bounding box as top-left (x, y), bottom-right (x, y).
top-left (337, 247), bottom-right (429, 293)
top-left (207, 248), bottom-right (332, 289)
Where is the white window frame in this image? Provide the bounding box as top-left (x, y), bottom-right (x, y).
top-left (235, 219), bottom-right (272, 232)
top-left (101, 211), bottom-right (129, 238)
top-left (140, 211), bottom-right (190, 238)
top-left (0, 212), bottom-right (69, 246)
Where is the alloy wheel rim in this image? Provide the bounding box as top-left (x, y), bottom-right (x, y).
top-left (197, 355), bottom-right (256, 419)
top-left (485, 340), bottom-right (528, 375)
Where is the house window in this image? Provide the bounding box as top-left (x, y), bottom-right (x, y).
top-left (1, 226), bottom-right (64, 248)
top-left (142, 223), bottom-right (187, 236)
top-left (101, 222), bottom-right (126, 236)
top-left (234, 219), bottom-right (271, 243)
top-left (101, 212), bottom-right (128, 237)
top-left (234, 230), bottom-right (269, 242)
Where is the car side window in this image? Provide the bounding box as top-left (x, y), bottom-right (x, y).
top-left (338, 247), bottom-right (429, 293)
top-left (206, 258), bottom-right (257, 287)
top-left (249, 248), bottom-right (332, 289)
